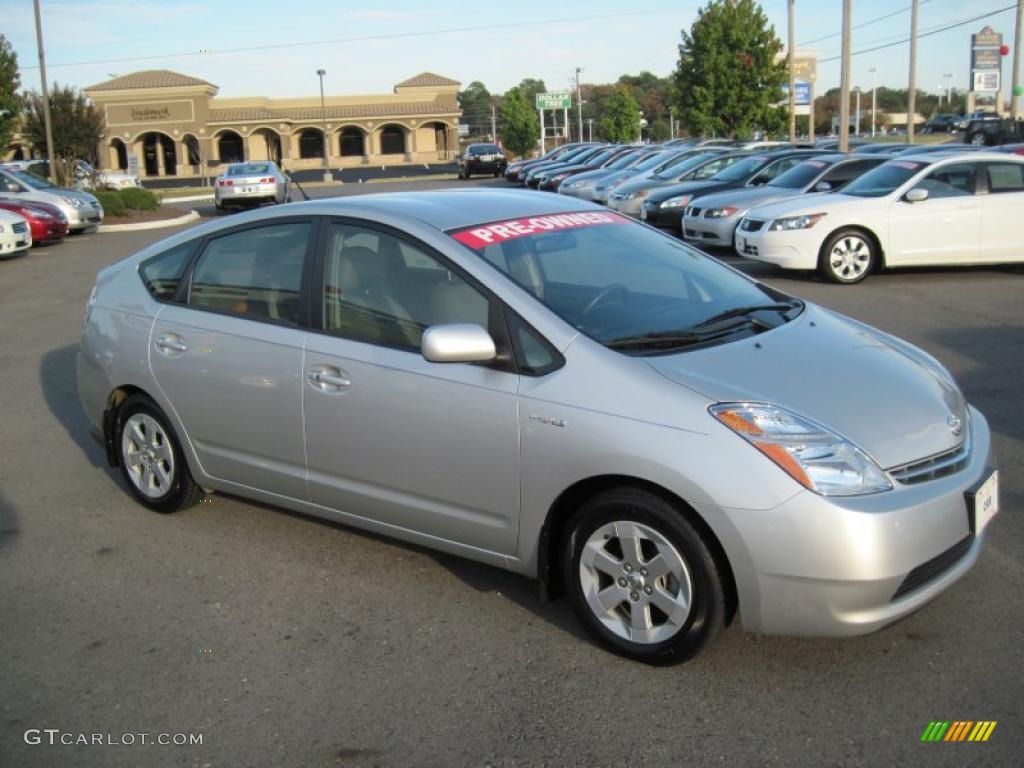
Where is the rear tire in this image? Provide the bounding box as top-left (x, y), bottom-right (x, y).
top-left (115, 394), bottom-right (202, 514)
top-left (819, 228), bottom-right (876, 284)
top-left (561, 487), bottom-right (726, 664)
top-left (968, 132), bottom-right (989, 146)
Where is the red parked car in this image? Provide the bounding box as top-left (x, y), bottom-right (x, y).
top-left (0, 198), bottom-right (69, 244)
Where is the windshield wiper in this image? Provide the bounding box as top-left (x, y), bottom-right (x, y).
top-left (605, 326), bottom-right (744, 351)
top-left (693, 301), bottom-right (802, 329)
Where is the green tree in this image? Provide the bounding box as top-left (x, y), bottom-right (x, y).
top-left (22, 84), bottom-right (104, 185)
top-left (0, 35), bottom-right (20, 152)
top-left (673, 0), bottom-right (786, 138)
top-left (517, 78), bottom-right (547, 109)
top-left (498, 86), bottom-right (539, 157)
top-left (457, 80), bottom-right (493, 138)
top-left (618, 71), bottom-right (674, 126)
top-left (648, 118), bottom-right (671, 142)
top-left (598, 88), bottom-right (641, 143)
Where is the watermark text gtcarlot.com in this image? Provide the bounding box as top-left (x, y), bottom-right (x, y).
top-left (24, 729), bottom-right (203, 746)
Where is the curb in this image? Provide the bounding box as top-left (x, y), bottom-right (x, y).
top-left (97, 210), bottom-right (200, 233)
top-left (160, 194), bottom-right (214, 204)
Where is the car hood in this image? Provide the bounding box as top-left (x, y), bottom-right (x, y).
top-left (646, 179), bottom-right (736, 203)
top-left (744, 192), bottom-right (881, 221)
top-left (691, 185), bottom-right (804, 212)
top-left (646, 304), bottom-right (967, 469)
top-left (563, 168), bottom-right (617, 184)
top-left (595, 170), bottom-right (641, 190)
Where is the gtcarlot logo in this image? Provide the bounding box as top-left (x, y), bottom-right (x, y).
top-left (24, 729), bottom-right (203, 746)
top-left (921, 721), bottom-right (997, 742)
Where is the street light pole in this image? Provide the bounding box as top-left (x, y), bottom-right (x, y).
top-left (575, 67), bottom-right (583, 143)
top-left (869, 68), bottom-right (877, 137)
top-left (32, 0), bottom-right (57, 184)
top-left (1012, 0), bottom-right (1023, 120)
top-left (944, 73), bottom-right (953, 107)
top-left (854, 87), bottom-right (861, 135)
top-left (316, 69), bottom-right (333, 183)
top-left (788, 0), bottom-right (796, 143)
top-left (839, 0), bottom-right (852, 151)
top-left (907, 0), bottom-right (920, 143)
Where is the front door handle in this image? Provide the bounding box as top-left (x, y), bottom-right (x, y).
top-left (155, 333), bottom-right (187, 353)
top-left (308, 365), bottom-right (351, 391)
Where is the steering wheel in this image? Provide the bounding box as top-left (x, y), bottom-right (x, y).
top-left (580, 283), bottom-right (629, 318)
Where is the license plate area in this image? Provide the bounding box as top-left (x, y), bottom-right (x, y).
top-left (966, 468), bottom-right (999, 533)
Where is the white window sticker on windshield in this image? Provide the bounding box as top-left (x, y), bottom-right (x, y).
top-left (451, 211), bottom-right (628, 249)
top-left (893, 161), bottom-right (922, 170)
top-left (806, 161), bottom-right (827, 168)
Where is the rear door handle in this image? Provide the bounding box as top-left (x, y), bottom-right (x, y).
top-left (308, 365), bottom-right (351, 391)
top-left (155, 333), bottom-right (187, 353)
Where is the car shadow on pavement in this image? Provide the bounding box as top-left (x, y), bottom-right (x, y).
top-left (39, 344), bottom-right (107, 470)
top-left (0, 488), bottom-right (19, 554)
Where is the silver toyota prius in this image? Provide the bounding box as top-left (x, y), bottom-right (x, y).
top-left (77, 189), bottom-right (999, 664)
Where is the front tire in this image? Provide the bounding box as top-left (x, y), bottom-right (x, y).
top-left (819, 228), bottom-right (876, 284)
top-left (561, 487), bottom-right (726, 664)
top-left (116, 394), bottom-right (201, 513)
top-left (968, 131), bottom-right (989, 146)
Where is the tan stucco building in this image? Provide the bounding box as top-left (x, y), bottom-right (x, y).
top-left (19, 69), bottom-right (461, 179)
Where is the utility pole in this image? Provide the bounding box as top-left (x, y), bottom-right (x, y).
top-left (575, 67), bottom-right (583, 143)
top-left (788, 0), bottom-right (796, 142)
top-left (839, 0), bottom-right (852, 151)
top-left (316, 69), bottom-right (333, 182)
top-left (1012, 0), bottom-right (1023, 120)
top-left (907, 0), bottom-right (920, 143)
top-left (669, 108), bottom-right (675, 139)
top-left (944, 73), bottom-right (953, 107)
top-left (586, 118), bottom-right (593, 142)
top-left (490, 104), bottom-right (496, 142)
top-left (539, 108), bottom-right (546, 153)
top-left (870, 68), bottom-right (877, 136)
top-left (32, 0), bottom-right (57, 184)
top-left (854, 88), bottom-right (861, 135)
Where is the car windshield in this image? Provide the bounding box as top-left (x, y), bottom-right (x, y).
top-left (842, 160), bottom-right (929, 197)
top-left (605, 151), bottom-right (644, 170)
top-left (469, 145), bottom-right (501, 155)
top-left (653, 152), bottom-right (718, 179)
top-left (710, 155), bottom-right (771, 182)
top-left (450, 212), bottom-right (798, 353)
top-left (557, 146), bottom-right (597, 164)
top-left (629, 151), bottom-right (672, 171)
top-left (228, 163), bottom-right (272, 176)
top-left (768, 158), bottom-right (832, 189)
top-left (11, 170), bottom-right (55, 189)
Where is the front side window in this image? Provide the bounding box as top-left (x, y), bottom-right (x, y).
top-left (986, 162), bottom-right (1024, 193)
top-left (917, 162), bottom-right (977, 198)
top-left (188, 221), bottom-right (310, 324)
top-left (452, 212), bottom-right (797, 354)
top-left (324, 223), bottom-right (490, 350)
top-left (140, 242), bottom-right (194, 300)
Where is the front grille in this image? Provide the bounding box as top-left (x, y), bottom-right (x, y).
top-left (12, 221), bottom-right (28, 233)
top-left (688, 207), bottom-right (702, 217)
top-left (891, 535), bottom-right (974, 601)
top-left (740, 218), bottom-right (765, 232)
top-left (888, 439), bottom-right (970, 485)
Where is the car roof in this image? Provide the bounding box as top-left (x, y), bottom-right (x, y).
top-left (894, 151), bottom-right (1018, 164)
top-left (284, 188), bottom-right (606, 231)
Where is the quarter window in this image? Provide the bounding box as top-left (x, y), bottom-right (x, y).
top-left (188, 221), bottom-right (310, 324)
top-left (140, 242), bottom-right (193, 300)
top-left (986, 163), bottom-right (1024, 193)
top-left (324, 223), bottom-right (490, 349)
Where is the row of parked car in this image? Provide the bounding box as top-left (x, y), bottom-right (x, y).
top-left (502, 137), bottom-right (1024, 283)
top-left (0, 164), bottom-right (109, 256)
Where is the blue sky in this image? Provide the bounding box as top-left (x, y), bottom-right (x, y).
top-left (1, 0), bottom-right (1018, 102)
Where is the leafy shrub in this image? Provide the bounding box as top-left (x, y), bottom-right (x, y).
top-left (119, 187), bottom-right (159, 211)
top-left (92, 189), bottom-right (125, 217)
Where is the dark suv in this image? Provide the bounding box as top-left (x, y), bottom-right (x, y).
top-left (458, 144), bottom-right (507, 179)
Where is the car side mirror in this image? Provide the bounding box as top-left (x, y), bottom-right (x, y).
top-left (814, 181), bottom-right (833, 192)
top-left (421, 324), bottom-right (496, 364)
top-left (904, 187), bottom-right (929, 203)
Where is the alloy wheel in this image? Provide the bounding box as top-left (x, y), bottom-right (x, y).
top-left (829, 235), bottom-right (872, 281)
top-left (121, 413), bottom-right (175, 499)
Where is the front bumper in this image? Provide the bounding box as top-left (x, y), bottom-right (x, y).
top-left (641, 200), bottom-right (685, 229)
top-left (683, 212), bottom-right (740, 246)
top-left (733, 222), bottom-right (820, 269)
top-left (65, 204), bottom-right (104, 230)
top-left (607, 196), bottom-right (645, 217)
top-left (559, 183), bottom-right (596, 200)
top-left (0, 227), bottom-right (32, 254)
top-left (464, 160), bottom-right (506, 175)
top-left (705, 406), bottom-right (995, 636)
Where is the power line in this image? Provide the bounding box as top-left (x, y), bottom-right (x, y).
top-left (799, 0), bottom-right (933, 46)
top-left (818, 5), bottom-right (1015, 63)
top-left (21, 7), bottom-right (687, 71)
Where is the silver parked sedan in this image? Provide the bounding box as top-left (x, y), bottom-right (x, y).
top-left (214, 161), bottom-right (290, 214)
top-left (78, 189), bottom-right (998, 664)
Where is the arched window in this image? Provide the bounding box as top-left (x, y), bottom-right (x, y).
top-left (379, 125), bottom-right (406, 155)
top-left (339, 127), bottom-right (364, 157)
top-left (141, 132), bottom-right (177, 176)
top-left (298, 129), bottom-right (324, 159)
top-left (110, 139), bottom-right (128, 170)
top-left (217, 131), bottom-right (244, 164)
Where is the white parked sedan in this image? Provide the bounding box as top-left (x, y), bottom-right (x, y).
top-left (734, 152), bottom-right (1024, 283)
top-left (0, 208), bottom-right (32, 257)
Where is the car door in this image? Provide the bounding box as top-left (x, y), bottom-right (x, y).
top-left (886, 161), bottom-right (981, 265)
top-left (149, 218), bottom-right (315, 499)
top-left (302, 220), bottom-right (521, 554)
top-left (979, 161), bottom-right (1024, 262)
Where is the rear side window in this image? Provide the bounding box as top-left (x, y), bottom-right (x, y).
top-left (188, 221), bottom-right (310, 324)
top-left (986, 163), bottom-right (1024, 193)
top-left (140, 243), bottom-right (193, 301)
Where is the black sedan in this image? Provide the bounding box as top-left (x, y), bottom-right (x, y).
top-left (458, 144), bottom-right (507, 179)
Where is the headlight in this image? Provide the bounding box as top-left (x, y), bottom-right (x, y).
top-left (704, 206), bottom-right (739, 219)
top-left (710, 403), bottom-right (892, 496)
top-left (34, 210), bottom-right (53, 220)
top-left (567, 180), bottom-right (589, 189)
top-left (659, 195), bottom-right (691, 209)
top-left (769, 213), bottom-right (826, 231)
top-left (60, 195), bottom-right (85, 208)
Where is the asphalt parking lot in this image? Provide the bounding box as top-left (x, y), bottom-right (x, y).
top-left (1, 178), bottom-right (1021, 768)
